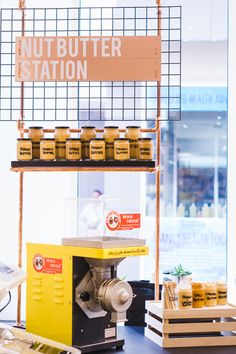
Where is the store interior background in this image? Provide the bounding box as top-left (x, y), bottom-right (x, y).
top-left (0, 0), bottom-right (228, 320)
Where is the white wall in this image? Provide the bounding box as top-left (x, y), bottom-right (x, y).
top-left (227, 0), bottom-right (236, 304)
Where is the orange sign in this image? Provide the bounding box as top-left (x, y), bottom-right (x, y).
top-left (106, 211), bottom-right (141, 231)
top-left (15, 36), bottom-right (161, 82)
top-left (33, 254), bottom-right (62, 274)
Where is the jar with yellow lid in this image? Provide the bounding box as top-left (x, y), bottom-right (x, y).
top-left (40, 139), bottom-right (56, 161)
top-left (17, 138), bottom-right (32, 161)
top-left (54, 126), bottom-right (71, 160)
top-left (138, 138), bottom-right (153, 160)
top-left (103, 126), bottom-right (120, 160)
top-left (28, 126), bottom-right (44, 159)
top-left (66, 139), bottom-right (81, 161)
top-left (192, 282), bottom-right (205, 308)
top-left (80, 126), bottom-right (96, 159)
top-left (90, 139), bottom-right (105, 161)
top-left (125, 126), bottom-right (141, 159)
top-left (114, 139), bottom-right (130, 161)
top-left (204, 282), bottom-right (217, 306)
top-left (216, 281), bottom-right (227, 305)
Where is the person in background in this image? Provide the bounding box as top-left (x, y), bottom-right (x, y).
top-left (79, 189), bottom-right (103, 236)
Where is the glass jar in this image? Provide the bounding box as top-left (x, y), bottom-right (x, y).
top-left (178, 288), bottom-right (192, 309)
top-left (17, 138), bottom-right (32, 161)
top-left (125, 126), bottom-right (141, 159)
top-left (80, 126), bottom-right (96, 159)
top-left (216, 281), bottom-right (227, 305)
top-left (40, 139), bottom-right (56, 161)
top-left (90, 139), bottom-right (105, 161)
top-left (28, 126), bottom-right (44, 159)
top-left (192, 282), bottom-right (205, 308)
top-left (114, 139), bottom-right (130, 161)
top-left (66, 139), bottom-right (81, 160)
top-left (204, 282), bottom-right (217, 307)
top-left (103, 126), bottom-right (120, 160)
top-left (138, 138), bottom-right (153, 160)
top-left (54, 126), bottom-right (71, 160)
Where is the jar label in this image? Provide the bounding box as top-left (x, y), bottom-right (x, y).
top-left (218, 291), bottom-right (227, 299)
top-left (179, 294), bottom-right (192, 308)
top-left (91, 146), bottom-right (104, 155)
top-left (205, 291), bottom-right (217, 300)
top-left (42, 147), bottom-right (54, 155)
top-left (19, 147), bottom-right (31, 156)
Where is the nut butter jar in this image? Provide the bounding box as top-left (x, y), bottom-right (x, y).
top-left (40, 139), bottom-right (56, 161)
top-left (114, 139), bottom-right (130, 161)
top-left (216, 281), bottom-right (227, 305)
top-left (204, 282), bottom-right (217, 307)
top-left (54, 126), bottom-right (71, 160)
top-left (125, 126), bottom-right (141, 159)
top-left (90, 139), bottom-right (105, 161)
top-left (28, 126), bottom-right (44, 159)
top-left (138, 138), bottom-right (153, 160)
top-left (103, 126), bottom-right (120, 160)
top-left (17, 138), bottom-right (32, 161)
top-left (66, 139), bottom-right (81, 160)
top-left (80, 126), bottom-right (96, 159)
top-left (192, 282), bottom-right (205, 308)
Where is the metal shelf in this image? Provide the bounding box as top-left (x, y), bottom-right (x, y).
top-left (11, 160), bottom-right (157, 173)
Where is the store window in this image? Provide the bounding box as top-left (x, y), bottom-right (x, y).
top-left (144, 1), bottom-right (228, 282)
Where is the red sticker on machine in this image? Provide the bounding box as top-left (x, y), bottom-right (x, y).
top-left (33, 254), bottom-right (62, 274)
top-left (106, 211), bottom-right (141, 231)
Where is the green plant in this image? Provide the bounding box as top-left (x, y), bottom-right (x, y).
top-left (170, 264), bottom-right (192, 277)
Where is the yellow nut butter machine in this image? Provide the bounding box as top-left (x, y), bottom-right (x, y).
top-left (26, 237), bottom-right (148, 353)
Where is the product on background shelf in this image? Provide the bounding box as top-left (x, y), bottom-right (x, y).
top-left (125, 126), bottom-right (141, 159)
top-left (40, 138), bottom-right (56, 161)
top-left (204, 282), bottom-right (217, 306)
top-left (162, 281), bottom-right (176, 309)
top-left (66, 138), bottom-right (81, 160)
top-left (89, 138), bottom-right (105, 161)
top-left (54, 126), bottom-right (71, 160)
top-left (138, 138), bottom-right (153, 160)
top-left (103, 126), bottom-right (120, 160)
top-left (28, 126), bottom-right (44, 159)
top-left (192, 282), bottom-right (205, 308)
top-left (114, 138), bottom-right (130, 161)
top-left (216, 281), bottom-right (227, 305)
top-left (80, 126), bottom-right (96, 159)
top-left (17, 138), bottom-right (32, 161)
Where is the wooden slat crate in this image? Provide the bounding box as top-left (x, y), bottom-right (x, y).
top-left (145, 301), bottom-right (236, 348)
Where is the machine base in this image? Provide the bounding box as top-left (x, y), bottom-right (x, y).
top-left (76, 338), bottom-right (125, 353)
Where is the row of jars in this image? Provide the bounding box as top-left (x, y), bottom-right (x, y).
top-left (17, 126), bottom-right (154, 161)
top-left (178, 281), bottom-right (227, 309)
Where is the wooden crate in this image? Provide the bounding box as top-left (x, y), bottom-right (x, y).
top-left (145, 301), bottom-right (236, 348)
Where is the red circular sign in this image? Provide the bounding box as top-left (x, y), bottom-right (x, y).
top-left (33, 254), bottom-right (45, 272)
top-left (106, 211), bottom-right (121, 231)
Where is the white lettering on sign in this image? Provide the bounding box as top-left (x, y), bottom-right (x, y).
top-left (16, 35), bottom-right (161, 82)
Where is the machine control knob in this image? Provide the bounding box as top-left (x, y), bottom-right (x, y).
top-left (79, 291), bottom-right (90, 302)
top-left (118, 289), bottom-right (130, 304)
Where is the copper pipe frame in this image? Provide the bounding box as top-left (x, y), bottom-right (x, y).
top-left (155, 0), bottom-right (161, 301)
top-left (17, 1), bottom-right (26, 326)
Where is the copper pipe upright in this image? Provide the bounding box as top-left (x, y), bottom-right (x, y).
top-left (155, 0), bottom-right (161, 300)
top-left (17, 0), bottom-right (26, 326)
top-left (17, 172), bottom-right (24, 326)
